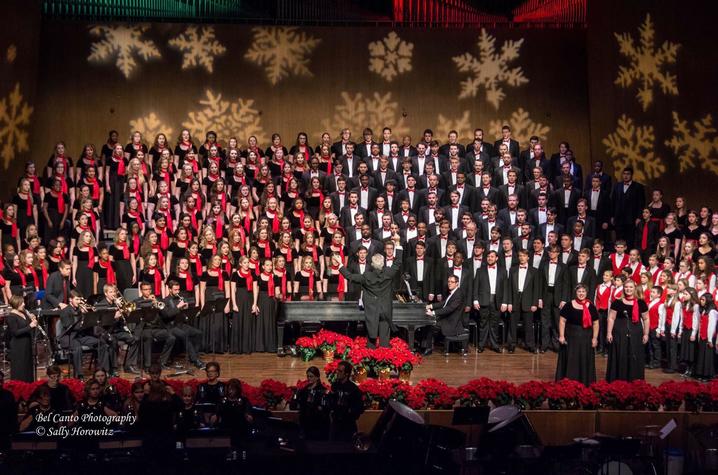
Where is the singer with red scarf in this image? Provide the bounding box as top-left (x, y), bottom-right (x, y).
top-left (109, 229), bottom-right (136, 292)
top-left (606, 280), bottom-right (650, 382)
top-left (42, 179), bottom-right (69, 242)
top-left (0, 204), bottom-right (21, 252)
top-left (72, 230), bottom-right (98, 298)
top-left (252, 258), bottom-right (280, 353)
top-left (93, 245), bottom-right (116, 294)
top-left (556, 284), bottom-right (600, 386)
top-left (105, 143), bottom-right (127, 230)
top-left (12, 178), bottom-right (38, 238)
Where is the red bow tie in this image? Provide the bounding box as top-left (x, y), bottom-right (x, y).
top-left (454, 266), bottom-right (462, 270)
top-left (578, 265), bottom-right (586, 268)
top-left (520, 265), bottom-right (528, 269)
top-left (417, 257), bottom-right (424, 261)
top-left (539, 208), bottom-right (546, 211)
top-left (488, 265), bottom-right (496, 269)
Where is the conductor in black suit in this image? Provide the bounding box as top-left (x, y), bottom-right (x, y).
top-left (335, 239), bottom-right (403, 348)
top-left (424, 275), bottom-right (468, 356)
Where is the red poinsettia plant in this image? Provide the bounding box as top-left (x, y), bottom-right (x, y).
top-left (417, 378), bottom-right (459, 409)
top-left (457, 378), bottom-right (515, 407)
top-left (546, 379), bottom-right (597, 410)
top-left (514, 381), bottom-right (547, 410)
top-left (295, 336), bottom-right (317, 361)
top-left (260, 379), bottom-right (292, 409)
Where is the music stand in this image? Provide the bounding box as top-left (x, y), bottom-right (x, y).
top-left (198, 295), bottom-right (228, 354)
top-left (452, 406), bottom-right (490, 449)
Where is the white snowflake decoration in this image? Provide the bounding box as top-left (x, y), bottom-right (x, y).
top-left (368, 31), bottom-right (414, 82)
top-left (489, 108), bottom-right (549, 146)
top-left (168, 26), bottom-right (226, 74)
top-left (319, 91), bottom-right (409, 138)
top-left (614, 14), bottom-right (680, 111)
top-left (129, 112), bottom-right (174, 141)
top-left (435, 111), bottom-right (472, 143)
top-left (183, 89), bottom-right (267, 145)
top-left (602, 114), bottom-right (665, 182)
top-left (0, 83), bottom-right (33, 169)
top-left (88, 24), bottom-right (161, 79)
top-left (244, 27), bottom-right (321, 86)
top-left (453, 29), bottom-right (528, 109)
top-left (666, 112), bottom-right (718, 176)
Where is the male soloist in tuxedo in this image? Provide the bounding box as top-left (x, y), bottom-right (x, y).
top-left (502, 250), bottom-right (541, 353)
top-left (473, 251), bottom-right (505, 353)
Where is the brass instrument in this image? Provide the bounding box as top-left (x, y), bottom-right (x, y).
top-left (115, 296), bottom-right (137, 315)
top-left (77, 298), bottom-right (95, 313)
top-left (25, 310), bottom-right (48, 338)
top-left (152, 299), bottom-right (165, 310)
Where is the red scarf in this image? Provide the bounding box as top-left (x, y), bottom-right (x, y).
top-left (624, 297), bottom-right (640, 323)
top-left (40, 261), bottom-right (48, 287)
top-left (307, 270), bottom-right (315, 299)
top-left (27, 174), bottom-right (41, 195)
top-left (186, 158), bottom-right (199, 174)
top-left (113, 154), bottom-right (126, 176)
top-left (128, 210), bottom-right (143, 230)
top-left (276, 268), bottom-right (287, 299)
top-left (262, 271), bottom-right (275, 298)
top-left (156, 226), bottom-right (169, 250)
top-left (147, 266), bottom-right (163, 295)
top-left (281, 244), bottom-right (292, 262)
top-left (5, 218), bottom-right (17, 238)
top-left (86, 178), bottom-right (101, 200)
top-left (82, 246), bottom-right (95, 269)
top-left (222, 257), bottom-right (232, 276)
top-left (160, 170), bottom-right (172, 188)
top-left (152, 244), bottom-right (164, 268)
top-left (211, 266), bottom-right (224, 291)
top-left (22, 193), bottom-right (33, 217)
top-left (191, 192), bottom-right (203, 212)
top-left (258, 239), bottom-right (272, 258)
top-left (242, 212), bottom-right (252, 234)
top-left (239, 270), bottom-right (253, 290)
top-left (189, 253), bottom-right (203, 276)
top-left (267, 212), bottom-right (280, 234)
top-left (188, 208), bottom-right (198, 230)
top-left (214, 214), bottom-right (224, 240)
top-left (576, 299), bottom-right (592, 328)
top-left (293, 209), bottom-right (305, 227)
top-left (179, 271), bottom-right (193, 291)
top-left (306, 245), bottom-right (318, 262)
top-left (117, 241), bottom-right (130, 260)
top-left (249, 258), bottom-right (260, 276)
top-left (99, 259), bottom-right (115, 284)
top-left (84, 211), bottom-right (97, 232)
top-left (312, 189), bottom-right (325, 205)
top-left (15, 267), bottom-right (26, 287)
top-left (332, 264), bottom-right (346, 295)
top-left (160, 206), bottom-right (174, 232)
top-left (330, 245), bottom-right (345, 261)
top-left (53, 191), bottom-right (65, 215)
top-left (132, 234), bottom-right (141, 255)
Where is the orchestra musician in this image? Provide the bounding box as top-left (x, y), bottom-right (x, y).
top-left (97, 284), bottom-right (140, 375)
top-left (134, 282), bottom-right (176, 371)
top-left (162, 280), bottom-right (205, 369)
top-left (59, 290), bottom-right (110, 378)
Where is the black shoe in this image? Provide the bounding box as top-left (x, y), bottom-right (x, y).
top-left (477, 347), bottom-right (484, 353)
top-left (422, 348), bottom-right (433, 356)
top-left (492, 347), bottom-right (502, 353)
top-left (460, 349), bottom-right (469, 357)
top-left (508, 346), bottom-right (515, 354)
top-left (125, 366), bottom-right (141, 375)
top-left (539, 349), bottom-right (546, 354)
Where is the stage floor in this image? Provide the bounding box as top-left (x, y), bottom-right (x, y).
top-left (123, 349), bottom-right (686, 387)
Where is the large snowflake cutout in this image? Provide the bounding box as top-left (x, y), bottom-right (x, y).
top-left (666, 112), bottom-right (718, 176)
top-left (88, 24), bottom-right (161, 79)
top-left (129, 112), bottom-right (174, 141)
top-left (435, 111), bottom-right (472, 143)
top-left (453, 29), bottom-right (528, 109)
top-left (602, 114), bottom-right (665, 182)
top-left (183, 89), bottom-right (267, 145)
top-left (489, 108), bottom-right (549, 146)
top-left (614, 14), bottom-right (680, 111)
top-left (368, 31), bottom-right (413, 82)
top-left (319, 91), bottom-right (409, 138)
top-left (0, 83), bottom-right (33, 169)
top-left (244, 27), bottom-right (321, 86)
top-left (168, 26), bottom-right (226, 74)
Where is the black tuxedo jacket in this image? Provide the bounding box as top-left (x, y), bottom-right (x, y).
top-left (538, 222), bottom-right (565, 242)
top-left (396, 188), bottom-right (421, 214)
top-left (492, 166), bottom-right (522, 187)
top-left (502, 266), bottom-right (540, 311)
top-left (329, 191), bottom-right (349, 215)
top-left (475, 186), bottom-right (502, 208)
top-left (522, 155), bottom-right (551, 182)
top-left (430, 287), bottom-right (466, 337)
top-left (565, 265), bottom-right (598, 301)
top-left (553, 188), bottom-right (581, 224)
top-left (439, 143), bottom-right (466, 158)
top-left (403, 255), bottom-right (435, 300)
top-left (339, 204), bottom-right (367, 229)
top-left (349, 238), bottom-right (383, 257)
top-left (567, 215), bottom-right (597, 239)
top-left (499, 183), bottom-right (526, 210)
top-left (356, 141), bottom-right (379, 159)
top-left (465, 141), bottom-right (494, 158)
top-left (538, 261), bottom-right (569, 302)
top-left (339, 154), bottom-right (362, 179)
top-left (331, 141), bottom-right (352, 159)
top-left (493, 139), bottom-right (520, 158)
top-left (372, 169), bottom-right (398, 192)
top-left (395, 172), bottom-right (417, 191)
top-left (350, 186), bottom-right (379, 211)
top-left (634, 220), bottom-right (660, 253)
top-left (584, 172), bottom-right (612, 192)
top-left (612, 181), bottom-right (646, 225)
top-left (583, 188), bottom-right (612, 229)
top-left (400, 146), bottom-right (418, 159)
top-left (589, 253), bottom-right (612, 277)
top-left (474, 264), bottom-right (506, 308)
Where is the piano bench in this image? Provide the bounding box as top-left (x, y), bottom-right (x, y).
top-left (443, 333), bottom-right (469, 356)
top-left (467, 321), bottom-right (478, 350)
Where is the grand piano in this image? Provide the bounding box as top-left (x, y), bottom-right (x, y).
top-left (279, 301), bottom-right (434, 349)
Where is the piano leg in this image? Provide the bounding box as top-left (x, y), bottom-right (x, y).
top-left (277, 323), bottom-right (285, 353)
top-left (407, 325), bottom-right (416, 350)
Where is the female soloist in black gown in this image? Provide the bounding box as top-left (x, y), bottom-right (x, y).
top-left (200, 267), bottom-right (229, 353)
top-left (606, 294), bottom-right (649, 382)
top-left (253, 270), bottom-right (279, 353)
top-left (556, 298), bottom-right (599, 386)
